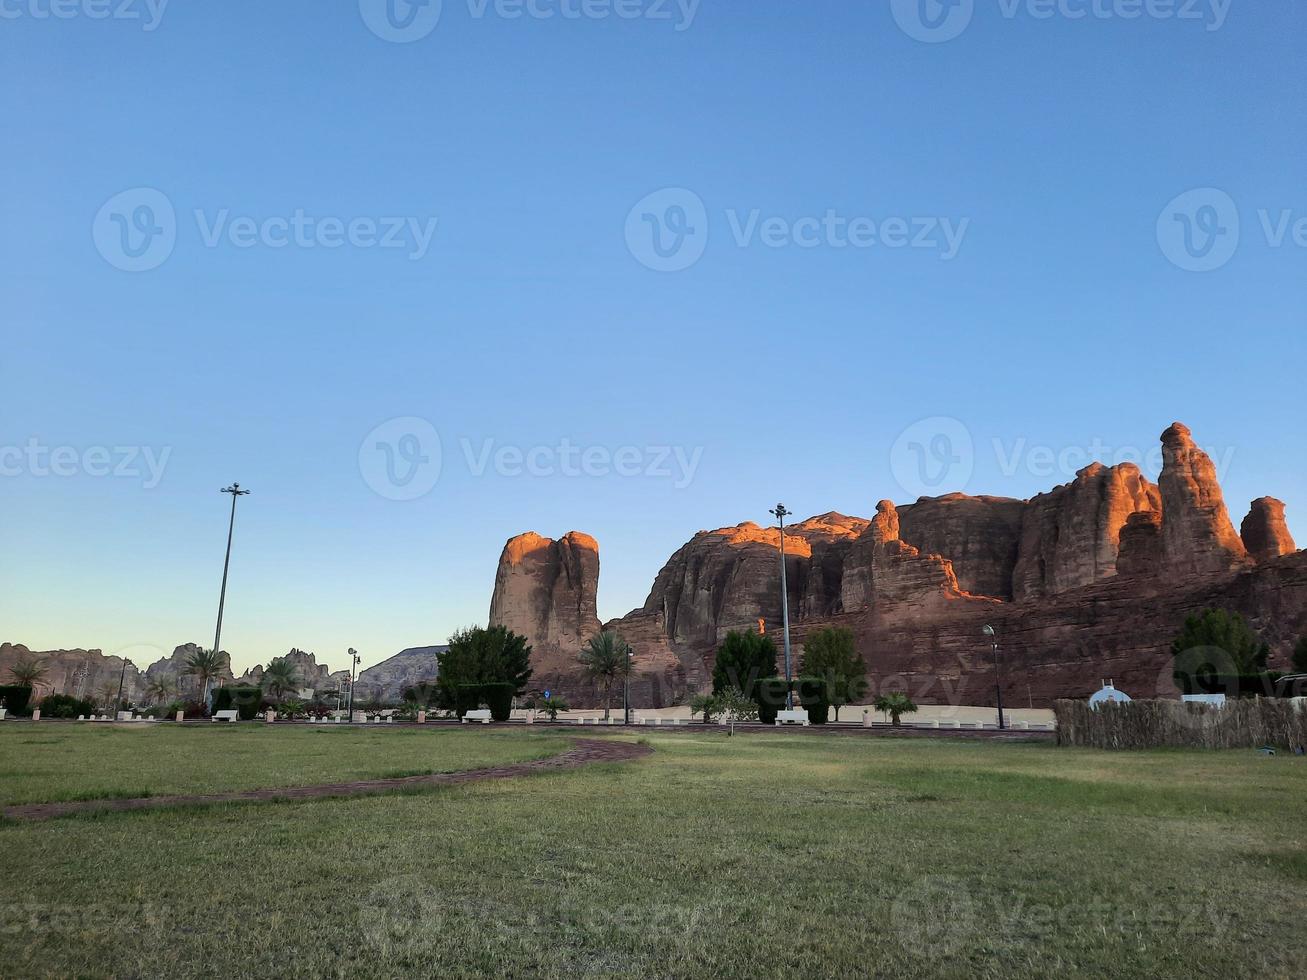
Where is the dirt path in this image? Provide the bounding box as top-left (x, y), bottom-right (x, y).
top-left (1, 738), bottom-right (652, 823)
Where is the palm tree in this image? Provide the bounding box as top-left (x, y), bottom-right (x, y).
top-left (184, 648), bottom-right (225, 703)
top-left (144, 676), bottom-right (178, 707)
top-left (260, 657), bottom-right (300, 703)
top-left (873, 691), bottom-right (919, 728)
top-left (96, 681), bottom-right (120, 713)
top-left (7, 655), bottom-right (49, 694)
top-left (578, 631), bottom-right (632, 721)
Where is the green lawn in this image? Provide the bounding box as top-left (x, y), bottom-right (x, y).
top-left (0, 724), bottom-right (566, 803)
top-left (2, 729), bottom-right (1305, 978)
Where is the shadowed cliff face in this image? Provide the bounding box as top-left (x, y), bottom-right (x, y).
top-left (489, 422), bottom-right (1304, 707)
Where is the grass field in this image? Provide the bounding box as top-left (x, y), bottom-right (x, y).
top-left (2, 727), bottom-right (1305, 978)
top-left (0, 725), bottom-right (566, 803)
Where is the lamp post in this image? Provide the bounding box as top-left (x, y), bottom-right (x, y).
top-left (211, 483), bottom-right (250, 704)
top-left (623, 646), bottom-right (634, 725)
top-left (770, 504), bottom-right (795, 710)
top-left (113, 655), bottom-right (129, 718)
top-left (982, 625), bottom-right (1005, 730)
top-left (346, 648), bottom-right (361, 722)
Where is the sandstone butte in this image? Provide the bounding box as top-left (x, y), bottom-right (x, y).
top-left (488, 422), bottom-right (1303, 709)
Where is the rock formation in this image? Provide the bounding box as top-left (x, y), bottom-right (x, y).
top-left (353, 646), bottom-right (446, 703)
top-left (1116, 510), bottom-right (1164, 578)
top-left (1012, 463), bottom-right (1160, 601)
top-left (1241, 497), bottom-right (1296, 563)
top-left (488, 531), bottom-right (602, 686)
top-left (490, 421), bottom-right (1304, 707)
top-left (1158, 422), bottom-right (1249, 576)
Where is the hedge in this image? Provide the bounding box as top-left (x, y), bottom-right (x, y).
top-left (794, 676), bottom-right (830, 725)
top-left (755, 678), bottom-right (790, 725)
top-left (0, 685), bottom-right (33, 716)
top-left (213, 685), bottom-right (264, 721)
top-left (481, 682), bottom-right (515, 722)
top-left (39, 693), bottom-right (96, 719)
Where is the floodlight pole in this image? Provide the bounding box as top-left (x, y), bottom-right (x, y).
top-left (346, 648), bottom-right (361, 721)
top-left (211, 482), bottom-right (250, 702)
top-left (623, 646), bottom-right (634, 726)
top-left (771, 504), bottom-right (795, 710)
top-left (983, 625), bottom-right (1005, 730)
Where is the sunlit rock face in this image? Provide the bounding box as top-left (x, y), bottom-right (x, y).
top-left (1158, 422), bottom-right (1249, 576)
top-left (1241, 497), bottom-right (1296, 563)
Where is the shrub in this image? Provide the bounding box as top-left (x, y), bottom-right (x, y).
top-left (755, 677), bottom-right (790, 725)
top-left (39, 693), bottom-right (96, 719)
top-left (689, 693), bottom-right (717, 724)
top-left (214, 685), bottom-right (263, 720)
top-left (0, 685), bottom-right (33, 716)
top-left (536, 694), bottom-right (569, 720)
top-left (794, 676), bottom-right (829, 725)
top-left (712, 630), bottom-right (779, 698)
top-left (453, 683), bottom-right (483, 718)
top-left (179, 700), bottom-right (209, 720)
top-left (873, 691), bottom-right (919, 727)
top-left (481, 682), bottom-right (515, 721)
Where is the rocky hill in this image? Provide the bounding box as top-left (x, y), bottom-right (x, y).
top-left (489, 422), bottom-right (1303, 708)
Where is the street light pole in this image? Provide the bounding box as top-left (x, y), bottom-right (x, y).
top-left (770, 504), bottom-right (795, 710)
top-left (624, 647), bottom-right (634, 725)
top-left (983, 625), bottom-right (1005, 730)
top-left (114, 656), bottom-right (129, 718)
top-left (346, 648), bottom-right (360, 721)
top-left (211, 483), bottom-right (250, 703)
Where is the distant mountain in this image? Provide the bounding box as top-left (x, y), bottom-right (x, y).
top-left (353, 645), bottom-right (445, 703)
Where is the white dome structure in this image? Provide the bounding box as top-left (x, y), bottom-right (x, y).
top-left (1088, 680), bottom-right (1132, 709)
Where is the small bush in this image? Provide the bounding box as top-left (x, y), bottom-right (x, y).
top-left (755, 677), bottom-right (790, 725)
top-left (179, 700), bottom-right (209, 720)
top-left (0, 685), bottom-right (33, 716)
top-left (481, 682), bottom-right (515, 721)
top-left (795, 676), bottom-right (830, 725)
top-left (454, 684), bottom-right (482, 718)
top-left (39, 693), bottom-right (96, 719)
top-left (213, 685), bottom-right (263, 720)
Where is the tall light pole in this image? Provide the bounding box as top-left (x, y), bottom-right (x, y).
top-left (212, 483), bottom-right (250, 696)
top-left (623, 646), bottom-right (634, 726)
top-left (770, 504), bottom-right (795, 710)
top-left (983, 624), bottom-right (1005, 730)
top-left (346, 648), bottom-right (361, 721)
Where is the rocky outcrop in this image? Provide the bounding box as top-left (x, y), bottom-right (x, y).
top-left (1241, 497), bottom-right (1296, 563)
top-left (496, 420), bottom-right (1302, 707)
top-left (235, 648), bottom-right (336, 692)
top-left (898, 494), bottom-right (1025, 599)
top-left (353, 645), bottom-right (446, 703)
top-left (1012, 463), bottom-right (1160, 601)
top-left (1116, 510), bottom-right (1164, 578)
top-left (488, 531), bottom-right (602, 680)
top-left (1158, 422), bottom-right (1249, 576)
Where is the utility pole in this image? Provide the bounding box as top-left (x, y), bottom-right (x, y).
top-left (212, 483), bottom-right (250, 702)
top-left (983, 625), bottom-right (1005, 730)
top-left (624, 646), bottom-right (634, 725)
top-left (346, 648), bottom-right (361, 721)
top-left (770, 504), bottom-right (795, 710)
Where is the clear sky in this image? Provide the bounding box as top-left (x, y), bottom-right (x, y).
top-left (3, 0), bottom-right (1303, 674)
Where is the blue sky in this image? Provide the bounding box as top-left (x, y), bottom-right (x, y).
top-left (2, 0), bottom-right (1303, 673)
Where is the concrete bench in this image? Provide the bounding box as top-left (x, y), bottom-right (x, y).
top-left (462, 710), bottom-right (492, 724)
top-left (212, 710), bottom-right (239, 722)
top-left (775, 709), bottom-right (810, 727)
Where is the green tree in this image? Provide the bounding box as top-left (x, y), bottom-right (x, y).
top-left (714, 686), bottom-right (758, 736)
top-left (184, 648), bottom-right (227, 703)
top-left (436, 626), bottom-right (534, 708)
top-left (689, 692), bottom-right (718, 724)
top-left (799, 627), bottom-right (867, 721)
top-left (1171, 609), bottom-right (1270, 693)
top-left (261, 657), bottom-right (300, 702)
top-left (711, 630), bottom-right (778, 698)
top-left (144, 676), bottom-right (177, 706)
top-left (1292, 637), bottom-right (1307, 674)
top-left (578, 631), bottom-right (632, 721)
top-left (536, 693), bottom-right (570, 721)
top-left (6, 654), bottom-right (48, 691)
top-left (873, 691), bottom-right (918, 727)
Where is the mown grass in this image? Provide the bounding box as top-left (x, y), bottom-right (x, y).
top-left (1, 731), bottom-right (1304, 978)
top-left (0, 724), bottom-right (566, 803)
